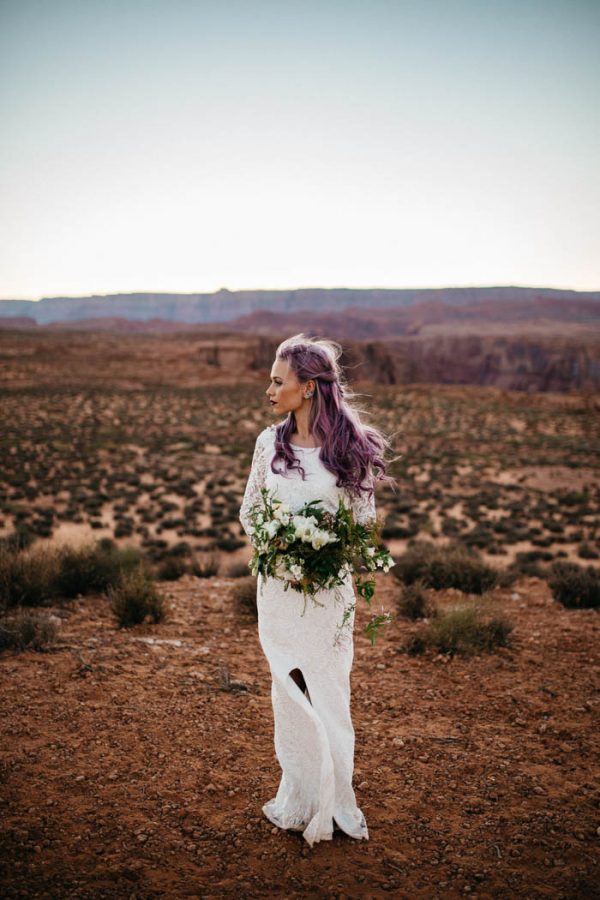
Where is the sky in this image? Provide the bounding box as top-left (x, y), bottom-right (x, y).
top-left (1, 0), bottom-right (599, 300)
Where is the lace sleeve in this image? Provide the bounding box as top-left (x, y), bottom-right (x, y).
top-left (239, 429), bottom-right (270, 537)
top-left (346, 476), bottom-right (377, 527)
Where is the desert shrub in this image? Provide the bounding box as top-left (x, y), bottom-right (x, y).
top-left (55, 540), bottom-right (142, 598)
top-left (169, 541), bottom-right (191, 556)
top-left (161, 517), bottom-right (185, 529)
top-left (578, 542), bottom-right (599, 560)
top-left (406, 601), bottom-right (513, 656)
top-left (382, 522), bottom-right (418, 540)
top-left (157, 555), bottom-right (187, 581)
top-left (531, 536), bottom-right (553, 548)
top-left (397, 581), bottom-right (433, 620)
top-left (0, 523), bottom-right (35, 552)
top-left (109, 565), bottom-right (168, 627)
top-left (231, 577), bottom-right (258, 619)
top-left (225, 559), bottom-right (252, 578)
top-left (463, 527), bottom-right (494, 550)
top-left (0, 608), bottom-right (59, 652)
top-left (213, 535), bottom-right (245, 553)
top-left (31, 517), bottom-right (53, 538)
top-left (114, 521), bottom-right (134, 538)
top-left (392, 541), bottom-right (499, 594)
top-left (190, 552), bottom-right (220, 578)
top-left (504, 550), bottom-right (554, 580)
top-left (441, 517), bottom-right (461, 536)
top-left (0, 544), bottom-right (61, 611)
top-left (548, 562), bottom-right (600, 609)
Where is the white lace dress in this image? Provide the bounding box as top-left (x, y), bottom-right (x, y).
top-left (239, 424), bottom-right (375, 847)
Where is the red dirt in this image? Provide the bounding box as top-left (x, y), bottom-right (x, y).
top-left (1, 574), bottom-right (599, 899)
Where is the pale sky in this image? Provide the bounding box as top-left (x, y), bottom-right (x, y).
top-left (1, 0), bottom-right (599, 300)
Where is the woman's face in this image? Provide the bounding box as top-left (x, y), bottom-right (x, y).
top-left (266, 358), bottom-right (313, 414)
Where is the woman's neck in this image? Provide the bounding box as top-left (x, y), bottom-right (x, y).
top-left (292, 409), bottom-right (312, 442)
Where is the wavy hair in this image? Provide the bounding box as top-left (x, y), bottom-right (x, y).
top-left (270, 333), bottom-right (397, 499)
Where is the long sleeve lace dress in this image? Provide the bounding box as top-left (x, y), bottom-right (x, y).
top-left (239, 423), bottom-right (375, 847)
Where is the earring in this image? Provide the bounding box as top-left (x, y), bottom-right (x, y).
top-left (305, 391), bottom-right (313, 399)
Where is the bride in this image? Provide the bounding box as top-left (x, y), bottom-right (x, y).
top-left (239, 333), bottom-right (394, 847)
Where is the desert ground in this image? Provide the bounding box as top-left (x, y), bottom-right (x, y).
top-left (1, 329), bottom-right (599, 898)
top-left (1, 573), bottom-right (599, 898)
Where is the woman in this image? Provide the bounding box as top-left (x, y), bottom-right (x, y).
top-left (239, 333), bottom-right (394, 847)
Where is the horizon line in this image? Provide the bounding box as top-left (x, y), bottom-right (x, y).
top-left (2, 282), bottom-right (599, 303)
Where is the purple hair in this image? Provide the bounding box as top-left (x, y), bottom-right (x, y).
top-left (270, 333), bottom-right (396, 499)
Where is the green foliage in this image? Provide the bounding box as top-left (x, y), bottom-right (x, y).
top-left (108, 565), bottom-right (168, 627)
top-left (392, 540), bottom-right (499, 595)
top-left (0, 608), bottom-right (59, 652)
top-left (247, 488), bottom-right (394, 646)
top-left (548, 562), bottom-right (600, 609)
top-left (364, 611), bottom-right (394, 646)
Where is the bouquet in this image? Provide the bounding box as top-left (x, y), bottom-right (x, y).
top-left (247, 487), bottom-right (394, 647)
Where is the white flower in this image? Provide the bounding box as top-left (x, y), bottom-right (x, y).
top-left (376, 557), bottom-right (385, 568)
top-left (273, 503), bottom-right (291, 522)
top-left (255, 513), bottom-right (264, 525)
top-left (292, 515), bottom-right (319, 542)
top-left (290, 563), bottom-right (303, 579)
top-left (366, 547), bottom-right (376, 557)
top-left (311, 528), bottom-right (335, 550)
top-left (265, 519), bottom-right (280, 539)
top-left (382, 564), bottom-right (390, 573)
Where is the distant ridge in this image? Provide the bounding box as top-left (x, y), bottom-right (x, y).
top-left (0, 286), bottom-right (599, 325)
